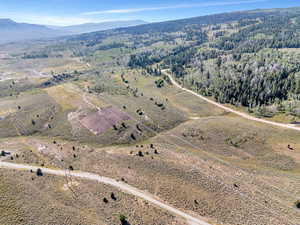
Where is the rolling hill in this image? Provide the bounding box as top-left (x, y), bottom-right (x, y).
top-left (50, 20), bottom-right (148, 34)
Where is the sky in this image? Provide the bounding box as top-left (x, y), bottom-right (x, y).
top-left (0, 0), bottom-right (299, 26)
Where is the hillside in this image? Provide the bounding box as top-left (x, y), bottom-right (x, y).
top-left (64, 6), bottom-right (300, 122)
top-left (0, 6), bottom-right (300, 225)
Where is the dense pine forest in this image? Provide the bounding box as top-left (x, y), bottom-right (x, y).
top-left (125, 8), bottom-right (300, 119)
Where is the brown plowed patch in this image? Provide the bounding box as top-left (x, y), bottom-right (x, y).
top-left (80, 106), bottom-right (130, 135)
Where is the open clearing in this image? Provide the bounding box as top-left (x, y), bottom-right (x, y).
top-left (164, 70), bottom-right (300, 132)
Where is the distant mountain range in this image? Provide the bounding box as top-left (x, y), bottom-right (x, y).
top-left (0, 19), bottom-right (148, 44)
top-left (0, 19), bottom-right (67, 44)
top-left (49, 20), bottom-right (148, 34)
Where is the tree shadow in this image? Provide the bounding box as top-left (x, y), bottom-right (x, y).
top-left (121, 221), bottom-right (131, 225)
top-left (291, 121), bottom-right (300, 125)
top-left (0, 151), bottom-right (11, 157)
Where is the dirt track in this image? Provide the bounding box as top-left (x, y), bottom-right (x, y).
top-left (163, 70), bottom-right (300, 132)
top-left (0, 161), bottom-right (211, 225)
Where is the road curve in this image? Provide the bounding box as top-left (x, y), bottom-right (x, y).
top-left (163, 71), bottom-right (300, 132)
top-left (0, 162), bottom-right (211, 225)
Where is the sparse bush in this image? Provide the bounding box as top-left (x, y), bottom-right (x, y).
top-left (36, 168), bottom-right (43, 176)
top-left (119, 214), bottom-right (128, 225)
top-left (113, 125), bottom-right (118, 131)
top-left (136, 108), bottom-right (144, 115)
top-left (155, 79), bottom-right (165, 88)
top-left (111, 192), bottom-right (117, 200)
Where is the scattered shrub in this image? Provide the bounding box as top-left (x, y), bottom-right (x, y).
top-left (36, 168), bottom-right (43, 176)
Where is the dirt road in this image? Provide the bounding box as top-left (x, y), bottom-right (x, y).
top-left (0, 161), bottom-right (211, 225)
top-left (163, 71), bottom-right (300, 132)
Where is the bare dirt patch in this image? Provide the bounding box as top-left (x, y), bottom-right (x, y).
top-left (80, 106), bottom-right (131, 135)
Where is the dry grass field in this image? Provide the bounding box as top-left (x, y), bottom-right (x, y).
top-left (0, 67), bottom-right (299, 225)
top-left (0, 32), bottom-right (299, 225)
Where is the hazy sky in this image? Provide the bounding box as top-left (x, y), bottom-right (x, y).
top-left (0, 0), bottom-right (299, 26)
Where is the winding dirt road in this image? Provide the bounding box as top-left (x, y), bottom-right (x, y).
top-left (0, 161), bottom-right (211, 225)
top-left (163, 70), bottom-right (300, 132)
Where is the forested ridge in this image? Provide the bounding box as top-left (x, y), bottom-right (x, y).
top-left (124, 7), bottom-right (300, 119)
top-left (26, 7), bottom-right (300, 119)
